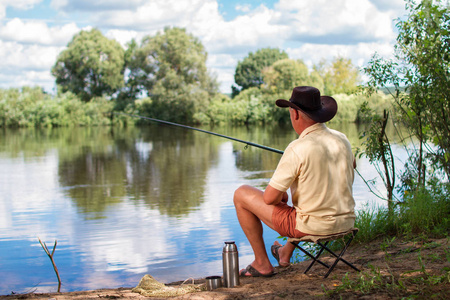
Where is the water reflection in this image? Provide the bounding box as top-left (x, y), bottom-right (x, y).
top-left (55, 126), bottom-right (222, 218)
top-left (0, 124), bottom-right (390, 295)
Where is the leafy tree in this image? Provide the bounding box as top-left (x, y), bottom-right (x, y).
top-left (308, 70), bottom-right (326, 93)
top-left (117, 39), bottom-right (142, 99)
top-left (52, 29), bottom-right (125, 102)
top-left (128, 27), bottom-right (218, 123)
top-left (233, 47), bottom-right (288, 96)
top-left (262, 58), bottom-right (325, 93)
top-left (364, 0), bottom-right (450, 184)
top-left (262, 59), bottom-right (308, 92)
top-left (315, 57), bottom-right (360, 95)
top-left (358, 104), bottom-right (396, 211)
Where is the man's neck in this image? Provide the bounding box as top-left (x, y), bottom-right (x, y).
top-left (294, 117), bottom-right (317, 136)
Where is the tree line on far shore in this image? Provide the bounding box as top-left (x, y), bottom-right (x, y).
top-left (1, 24), bottom-right (392, 127)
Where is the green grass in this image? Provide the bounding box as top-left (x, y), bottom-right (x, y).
top-left (353, 185), bottom-right (450, 245)
top-left (324, 249), bottom-right (450, 298)
top-left (320, 185), bottom-right (450, 298)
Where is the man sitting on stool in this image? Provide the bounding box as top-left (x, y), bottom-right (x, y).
top-left (234, 86), bottom-right (356, 277)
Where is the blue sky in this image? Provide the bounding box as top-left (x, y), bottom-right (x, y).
top-left (0, 0), bottom-right (407, 93)
top-left (218, 0), bottom-right (276, 20)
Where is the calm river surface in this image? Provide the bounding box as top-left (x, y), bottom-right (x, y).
top-left (0, 123), bottom-right (387, 295)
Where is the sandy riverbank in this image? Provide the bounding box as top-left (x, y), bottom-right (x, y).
top-left (1, 236), bottom-right (448, 299)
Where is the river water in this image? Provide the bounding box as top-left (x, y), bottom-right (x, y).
top-left (0, 124), bottom-right (387, 295)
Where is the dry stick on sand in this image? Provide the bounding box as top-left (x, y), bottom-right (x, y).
top-left (38, 237), bottom-right (62, 292)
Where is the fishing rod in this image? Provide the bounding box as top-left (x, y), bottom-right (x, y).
top-left (115, 112), bottom-right (386, 201)
top-left (114, 112), bottom-right (284, 155)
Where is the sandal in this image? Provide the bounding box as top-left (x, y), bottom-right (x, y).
top-left (271, 244), bottom-right (290, 267)
top-left (239, 264), bottom-right (275, 277)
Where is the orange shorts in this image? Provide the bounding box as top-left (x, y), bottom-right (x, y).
top-left (272, 202), bottom-right (309, 238)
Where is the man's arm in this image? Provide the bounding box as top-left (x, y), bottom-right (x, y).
top-left (263, 184), bottom-right (288, 205)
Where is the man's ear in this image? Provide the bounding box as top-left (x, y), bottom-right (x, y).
top-left (294, 109), bottom-right (300, 120)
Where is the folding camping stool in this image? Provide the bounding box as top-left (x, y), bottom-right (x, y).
top-left (287, 228), bottom-right (360, 278)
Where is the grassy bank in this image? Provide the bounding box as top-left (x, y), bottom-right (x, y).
top-left (354, 185), bottom-right (450, 245)
top-left (328, 185), bottom-right (450, 298)
top-left (285, 184), bottom-right (450, 298)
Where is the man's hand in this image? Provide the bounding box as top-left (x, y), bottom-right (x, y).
top-left (263, 185), bottom-right (287, 205)
top-left (281, 192), bottom-right (289, 203)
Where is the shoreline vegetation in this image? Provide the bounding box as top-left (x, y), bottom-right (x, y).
top-left (0, 86), bottom-right (391, 128)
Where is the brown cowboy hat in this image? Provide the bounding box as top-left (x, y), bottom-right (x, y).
top-left (276, 86), bottom-right (337, 123)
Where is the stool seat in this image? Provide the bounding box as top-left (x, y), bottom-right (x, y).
top-left (287, 228), bottom-right (360, 278)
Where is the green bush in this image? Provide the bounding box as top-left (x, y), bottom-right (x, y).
top-left (398, 185), bottom-right (450, 237)
top-left (202, 88), bottom-right (271, 125)
top-left (194, 93), bottom-right (231, 124)
top-left (0, 87), bottom-right (114, 128)
top-left (334, 91), bottom-right (392, 123)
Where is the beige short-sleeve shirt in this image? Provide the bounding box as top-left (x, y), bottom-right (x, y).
top-left (269, 123), bottom-right (355, 235)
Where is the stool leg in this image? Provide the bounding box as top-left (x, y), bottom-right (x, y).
top-left (322, 236), bottom-right (360, 278)
top-left (290, 241), bottom-right (330, 270)
top-left (304, 241), bottom-right (329, 274)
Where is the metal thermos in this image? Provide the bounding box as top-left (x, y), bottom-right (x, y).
top-left (222, 241), bottom-right (239, 287)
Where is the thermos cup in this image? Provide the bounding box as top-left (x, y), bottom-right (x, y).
top-left (222, 241), bottom-right (239, 287)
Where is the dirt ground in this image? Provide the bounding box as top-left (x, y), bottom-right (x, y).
top-left (1, 236), bottom-right (449, 300)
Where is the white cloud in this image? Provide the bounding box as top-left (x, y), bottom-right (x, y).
top-left (91, 0), bottom-right (220, 33)
top-left (0, 40), bottom-right (61, 70)
top-left (0, 40), bottom-right (61, 90)
top-left (235, 4), bottom-right (251, 13)
top-left (0, 18), bottom-right (79, 45)
top-left (200, 5), bottom-right (286, 54)
top-left (274, 0), bottom-right (396, 44)
top-left (0, 15), bottom-right (80, 90)
top-left (50, 0), bottom-right (147, 11)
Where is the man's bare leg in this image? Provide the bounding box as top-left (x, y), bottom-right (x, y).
top-left (272, 240), bottom-right (296, 266)
top-left (233, 185), bottom-right (276, 275)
